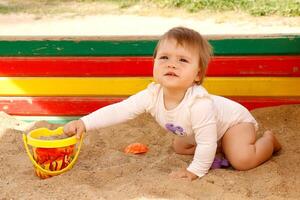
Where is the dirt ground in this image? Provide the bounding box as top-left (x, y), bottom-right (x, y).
top-left (0, 104), bottom-right (300, 200)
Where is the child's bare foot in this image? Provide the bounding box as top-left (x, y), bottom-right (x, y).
top-left (264, 130), bottom-right (282, 153)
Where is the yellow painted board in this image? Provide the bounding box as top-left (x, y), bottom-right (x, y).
top-left (0, 77), bottom-right (299, 97)
top-left (0, 77), bottom-right (153, 96)
top-left (204, 77), bottom-right (300, 96)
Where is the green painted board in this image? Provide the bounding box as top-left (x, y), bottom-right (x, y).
top-left (16, 116), bottom-right (80, 124)
top-left (210, 36), bottom-right (300, 55)
top-left (0, 40), bottom-right (156, 56)
top-left (0, 36), bottom-right (299, 56)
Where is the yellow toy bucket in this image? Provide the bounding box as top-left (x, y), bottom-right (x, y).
top-left (22, 127), bottom-right (83, 179)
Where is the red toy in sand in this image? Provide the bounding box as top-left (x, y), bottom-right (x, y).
top-left (124, 143), bottom-right (148, 154)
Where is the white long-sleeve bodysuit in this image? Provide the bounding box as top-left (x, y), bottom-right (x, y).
top-left (81, 82), bottom-right (258, 178)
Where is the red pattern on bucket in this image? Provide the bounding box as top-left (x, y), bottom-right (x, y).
top-left (33, 145), bottom-right (74, 179)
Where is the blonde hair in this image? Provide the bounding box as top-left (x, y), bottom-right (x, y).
top-left (153, 26), bottom-right (212, 84)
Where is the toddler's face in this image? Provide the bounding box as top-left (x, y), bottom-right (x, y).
top-left (153, 38), bottom-right (200, 91)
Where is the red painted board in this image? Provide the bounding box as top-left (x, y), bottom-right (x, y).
top-left (230, 97), bottom-right (300, 110)
top-left (0, 97), bottom-right (123, 116)
top-left (208, 56), bottom-right (300, 76)
top-left (0, 57), bottom-right (153, 77)
top-left (0, 56), bottom-right (299, 77)
top-left (1, 96), bottom-right (299, 116)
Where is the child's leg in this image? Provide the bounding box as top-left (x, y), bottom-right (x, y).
top-left (172, 136), bottom-right (196, 155)
top-left (222, 123), bottom-right (281, 170)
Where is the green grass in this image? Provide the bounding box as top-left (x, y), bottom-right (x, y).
top-left (0, 0), bottom-right (299, 17)
top-left (0, 1), bottom-right (120, 16)
top-left (152, 0), bottom-right (300, 16)
top-left (0, 4), bottom-right (26, 14)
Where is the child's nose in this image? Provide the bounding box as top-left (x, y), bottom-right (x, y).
top-left (167, 60), bottom-right (177, 68)
top-left (167, 64), bottom-right (176, 68)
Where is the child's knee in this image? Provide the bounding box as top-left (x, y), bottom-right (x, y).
top-left (229, 154), bottom-right (256, 171)
top-left (172, 139), bottom-right (183, 154)
top-left (172, 138), bottom-right (195, 155)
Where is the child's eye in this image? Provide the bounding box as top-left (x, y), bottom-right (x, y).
top-left (179, 58), bottom-right (189, 63)
top-left (159, 56), bottom-right (168, 60)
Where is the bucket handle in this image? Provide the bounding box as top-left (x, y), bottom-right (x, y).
top-left (22, 133), bottom-right (84, 176)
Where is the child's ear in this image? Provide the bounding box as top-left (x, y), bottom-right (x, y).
top-left (194, 68), bottom-right (201, 82)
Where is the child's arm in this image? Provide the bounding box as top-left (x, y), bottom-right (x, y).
top-left (187, 98), bottom-right (218, 179)
top-left (81, 89), bottom-right (152, 131)
top-left (170, 123), bottom-right (217, 180)
top-left (173, 98), bottom-right (218, 180)
top-left (187, 123), bottom-right (217, 178)
top-left (64, 88), bottom-right (153, 136)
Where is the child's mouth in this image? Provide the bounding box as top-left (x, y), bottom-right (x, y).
top-left (164, 72), bottom-right (178, 77)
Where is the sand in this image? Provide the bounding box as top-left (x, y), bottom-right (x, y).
top-left (0, 3), bottom-right (299, 199)
top-left (0, 104), bottom-right (299, 200)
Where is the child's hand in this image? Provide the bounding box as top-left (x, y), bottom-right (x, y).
top-left (63, 119), bottom-right (86, 139)
top-left (169, 168), bottom-right (198, 181)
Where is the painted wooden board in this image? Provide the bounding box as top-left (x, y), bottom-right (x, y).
top-left (207, 55), bottom-right (300, 76)
top-left (0, 57), bottom-right (153, 77)
top-left (2, 96), bottom-right (300, 116)
top-left (0, 55), bottom-right (299, 77)
top-left (0, 77), bottom-right (152, 96)
top-left (0, 36), bottom-right (299, 56)
top-left (15, 116), bottom-right (79, 124)
top-left (0, 77), bottom-right (300, 96)
top-left (0, 97), bottom-right (123, 116)
top-left (231, 97), bottom-right (300, 110)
